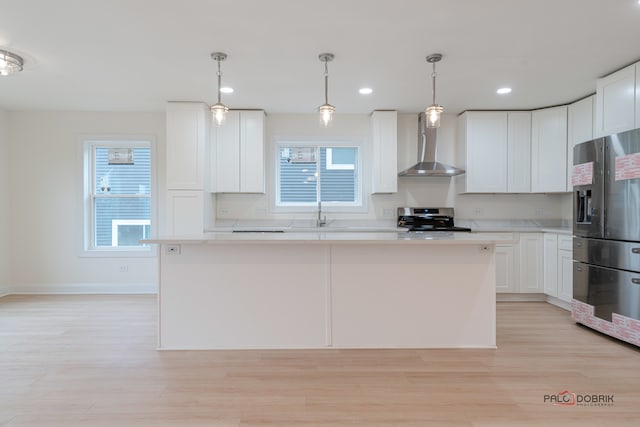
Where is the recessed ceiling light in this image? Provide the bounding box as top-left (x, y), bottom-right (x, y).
top-left (496, 87), bottom-right (512, 95)
top-left (220, 87), bottom-right (234, 94)
top-left (359, 87), bottom-right (373, 95)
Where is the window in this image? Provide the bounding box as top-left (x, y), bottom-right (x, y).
top-left (276, 143), bottom-right (361, 209)
top-left (82, 139), bottom-right (153, 254)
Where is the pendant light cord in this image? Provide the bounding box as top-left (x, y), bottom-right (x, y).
top-left (324, 59), bottom-right (329, 105)
top-left (431, 62), bottom-right (437, 106)
top-left (217, 59), bottom-right (222, 104)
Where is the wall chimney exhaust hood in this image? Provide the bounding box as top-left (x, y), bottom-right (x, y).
top-left (398, 112), bottom-right (465, 177)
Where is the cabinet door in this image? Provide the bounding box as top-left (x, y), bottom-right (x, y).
top-left (519, 233), bottom-right (543, 293)
top-left (495, 244), bottom-right (516, 293)
top-left (214, 111), bottom-right (241, 192)
top-left (531, 106), bottom-right (568, 193)
top-left (595, 63), bottom-right (636, 137)
top-left (463, 112), bottom-right (508, 193)
top-left (507, 112), bottom-right (532, 193)
top-left (543, 233), bottom-right (558, 297)
top-left (240, 111), bottom-right (265, 193)
top-left (166, 190), bottom-right (204, 236)
top-left (166, 102), bottom-right (208, 190)
top-left (371, 111), bottom-right (397, 194)
top-left (567, 96), bottom-right (594, 190)
top-left (558, 249), bottom-right (574, 303)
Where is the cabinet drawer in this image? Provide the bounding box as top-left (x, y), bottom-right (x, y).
top-left (558, 235), bottom-right (573, 251)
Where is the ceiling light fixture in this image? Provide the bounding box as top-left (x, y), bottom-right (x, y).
top-left (318, 53), bottom-right (335, 127)
top-left (220, 87), bottom-right (234, 94)
top-left (210, 52), bottom-right (229, 126)
top-left (497, 87), bottom-right (512, 95)
top-left (425, 53), bottom-right (444, 128)
top-left (359, 87), bottom-right (373, 95)
top-left (0, 49), bottom-right (24, 76)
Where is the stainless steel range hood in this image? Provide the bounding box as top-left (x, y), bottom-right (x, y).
top-left (398, 112), bottom-right (465, 177)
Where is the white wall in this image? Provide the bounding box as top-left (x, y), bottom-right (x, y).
top-left (0, 110), bottom-right (9, 296)
top-left (7, 111), bottom-right (165, 293)
top-left (216, 112), bottom-right (571, 222)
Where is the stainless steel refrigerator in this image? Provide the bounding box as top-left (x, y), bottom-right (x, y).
top-left (572, 128), bottom-right (640, 346)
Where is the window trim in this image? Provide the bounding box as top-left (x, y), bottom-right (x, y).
top-left (79, 136), bottom-right (157, 258)
top-left (272, 139), bottom-right (366, 213)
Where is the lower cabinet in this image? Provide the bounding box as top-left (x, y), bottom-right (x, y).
top-left (165, 190), bottom-right (213, 236)
top-left (495, 233), bottom-right (543, 293)
top-left (543, 233), bottom-right (573, 304)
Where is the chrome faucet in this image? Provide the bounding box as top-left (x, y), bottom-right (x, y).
top-left (317, 201), bottom-right (327, 227)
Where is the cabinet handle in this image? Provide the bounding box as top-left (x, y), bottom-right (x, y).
top-left (632, 248), bottom-right (640, 254)
top-left (576, 242), bottom-right (582, 247)
top-left (633, 278), bottom-right (640, 285)
top-left (576, 266), bottom-right (583, 272)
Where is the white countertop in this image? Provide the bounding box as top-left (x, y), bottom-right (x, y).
top-left (144, 231), bottom-right (516, 245)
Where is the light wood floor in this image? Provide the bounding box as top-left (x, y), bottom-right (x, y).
top-left (1, 295), bottom-right (639, 427)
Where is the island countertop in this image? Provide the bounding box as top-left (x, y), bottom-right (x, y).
top-left (144, 231), bottom-right (516, 245)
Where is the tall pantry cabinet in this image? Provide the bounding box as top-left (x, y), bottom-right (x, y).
top-left (164, 102), bottom-right (212, 235)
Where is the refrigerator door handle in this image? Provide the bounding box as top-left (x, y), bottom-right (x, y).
top-left (633, 278), bottom-right (640, 285)
top-left (632, 248), bottom-right (640, 254)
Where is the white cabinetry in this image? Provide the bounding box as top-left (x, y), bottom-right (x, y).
top-left (507, 112), bottom-right (532, 192)
top-left (531, 106), bottom-right (568, 193)
top-left (212, 110), bottom-right (265, 193)
top-left (370, 110), bottom-right (397, 193)
top-left (458, 111), bottom-right (530, 193)
top-left (164, 102), bottom-right (210, 235)
top-left (543, 233), bottom-right (558, 296)
top-left (494, 233), bottom-right (542, 294)
top-left (543, 233), bottom-right (574, 305)
top-left (495, 244), bottom-right (516, 293)
top-left (567, 95), bottom-right (595, 190)
top-left (519, 233), bottom-right (544, 293)
top-left (595, 63), bottom-right (636, 137)
top-left (166, 191), bottom-right (206, 236)
top-left (166, 102), bottom-right (208, 190)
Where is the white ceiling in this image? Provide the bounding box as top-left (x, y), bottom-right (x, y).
top-left (1, 0), bottom-right (640, 115)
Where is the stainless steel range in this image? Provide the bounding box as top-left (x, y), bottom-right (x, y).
top-left (397, 207), bottom-right (471, 232)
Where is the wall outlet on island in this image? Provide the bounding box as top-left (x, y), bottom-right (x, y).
top-left (119, 264), bottom-right (128, 273)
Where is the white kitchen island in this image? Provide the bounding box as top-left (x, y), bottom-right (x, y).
top-left (147, 232), bottom-right (514, 350)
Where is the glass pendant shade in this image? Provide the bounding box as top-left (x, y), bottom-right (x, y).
top-left (318, 103), bottom-right (335, 127)
top-left (0, 49), bottom-right (24, 76)
top-left (211, 103), bottom-right (229, 126)
top-left (425, 104), bottom-right (443, 128)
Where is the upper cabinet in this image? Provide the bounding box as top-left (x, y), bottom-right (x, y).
top-left (595, 62), bottom-right (636, 137)
top-left (211, 110), bottom-right (265, 193)
top-left (458, 111), bottom-right (530, 193)
top-left (531, 106), bottom-right (568, 193)
top-left (567, 95), bottom-right (595, 190)
top-left (370, 110), bottom-right (397, 194)
top-left (166, 102), bottom-right (209, 190)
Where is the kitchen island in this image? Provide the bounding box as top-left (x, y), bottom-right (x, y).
top-left (147, 232), bottom-right (514, 350)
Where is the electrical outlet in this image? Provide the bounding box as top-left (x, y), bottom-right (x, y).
top-left (473, 208), bottom-right (484, 217)
top-left (534, 207), bottom-right (545, 217)
top-left (382, 208), bottom-right (394, 218)
top-left (166, 244), bottom-right (181, 255)
top-left (220, 208), bottom-right (229, 216)
top-left (119, 264), bottom-right (128, 272)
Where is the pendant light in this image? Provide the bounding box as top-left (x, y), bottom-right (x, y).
top-left (318, 53), bottom-right (335, 127)
top-left (210, 52), bottom-right (229, 126)
top-left (425, 53), bottom-right (444, 128)
top-left (0, 49), bottom-right (24, 76)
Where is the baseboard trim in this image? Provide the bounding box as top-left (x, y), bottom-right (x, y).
top-left (8, 282), bottom-right (157, 295)
top-left (496, 293), bottom-right (546, 302)
top-left (545, 295), bottom-right (571, 311)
